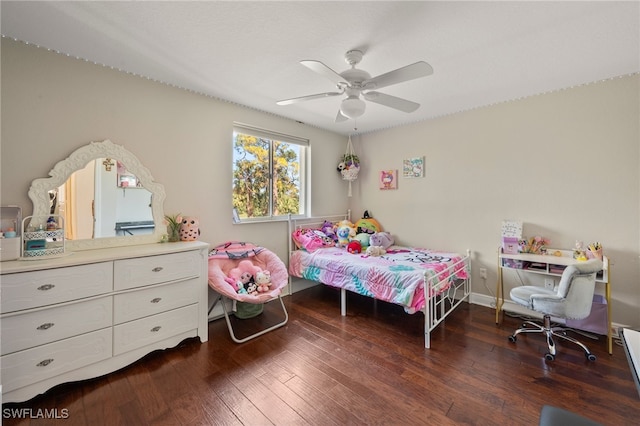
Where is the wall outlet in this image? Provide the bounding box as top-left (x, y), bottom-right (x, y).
top-left (479, 268), bottom-right (487, 279)
top-left (544, 278), bottom-right (555, 289)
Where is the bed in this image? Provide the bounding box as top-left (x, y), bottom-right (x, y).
top-left (288, 213), bottom-right (471, 348)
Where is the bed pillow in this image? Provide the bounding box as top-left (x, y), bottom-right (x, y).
top-left (292, 228), bottom-right (335, 251)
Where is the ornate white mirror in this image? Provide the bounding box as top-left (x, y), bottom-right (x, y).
top-left (29, 139), bottom-right (166, 250)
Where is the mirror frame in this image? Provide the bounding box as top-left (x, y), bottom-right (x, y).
top-left (28, 139), bottom-right (166, 250)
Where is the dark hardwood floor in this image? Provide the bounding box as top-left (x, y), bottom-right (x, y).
top-left (3, 285), bottom-right (639, 425)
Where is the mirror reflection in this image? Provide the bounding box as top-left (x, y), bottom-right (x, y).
top-left (49, 158), bottom-right (154, 240)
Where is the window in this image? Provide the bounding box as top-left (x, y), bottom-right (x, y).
top-left (232, 124), bottom-right (307, 221)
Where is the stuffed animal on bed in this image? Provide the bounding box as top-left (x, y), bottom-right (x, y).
top-left (370, 232), bottom-right (394, 249)
top-left (321, 220), bottom-right (338, 243)
top-left (255, 270), bottom-right (272, 293)
top-left (336, 225), bottom-right (355, 247)
top-left (366, 245), bottom-right (386, 256)
top-left (179, 216), bottom-right (200, 241)
top-left (355, 210), bottom-right (382, 235)
top-left (347, 240), bottom-right (362, 254)
top-left (352, 233), bottom-right (370, 249)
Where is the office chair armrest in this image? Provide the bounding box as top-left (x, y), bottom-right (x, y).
top-left (531, 294), bottom-right (564, 314)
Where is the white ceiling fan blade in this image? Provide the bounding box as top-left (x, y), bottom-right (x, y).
top-left (277, 91), bottom-right (342, 106)
top-left (300, 60), bottom-right (346, 86)
top-left (335, 109), bottom-right (349, 122)
top-left (363, 61), bottom-right (433, 91)
top-left (363, 91), bottom-right (420, 113)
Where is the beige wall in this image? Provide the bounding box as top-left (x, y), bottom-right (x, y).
top-left (0, 39), bottom-right (348, 264)
top-left (349, 74), bottom-right (640, 327)
top-left (2, 38), bottom-right (639, 328)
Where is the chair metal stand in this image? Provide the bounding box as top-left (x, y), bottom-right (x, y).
top-left (210, 294), bottom-right (289, 344)
top-left (509, 314), bottom-right (597, 361)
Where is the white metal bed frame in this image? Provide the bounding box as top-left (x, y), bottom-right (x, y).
top-left (288, 213), bottom-right (471, 348)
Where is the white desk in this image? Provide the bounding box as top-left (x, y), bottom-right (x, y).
top-left (621, 328), bottom-right (640, 398)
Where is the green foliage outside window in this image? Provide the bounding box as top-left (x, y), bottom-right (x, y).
top-left (232, 132), bottom-right (302, 219)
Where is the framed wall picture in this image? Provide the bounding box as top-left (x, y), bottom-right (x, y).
top-left (379, 170), bottom-right (397, 190)
top-left (402, 157), bottom-right (424, 178)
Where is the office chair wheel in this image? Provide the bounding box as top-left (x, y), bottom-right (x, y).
top-left (545, 353), bottom-right (555, 361)
top-left (586, 353), bottom-right (597, 361)
top-left (508, 335), bottom-right (517, 343)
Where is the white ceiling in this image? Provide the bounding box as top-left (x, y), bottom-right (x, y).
top-left (2, 1), bottom-right (639, 136)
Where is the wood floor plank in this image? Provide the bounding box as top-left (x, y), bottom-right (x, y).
top-left (2, 285), bottom-right (639, 425)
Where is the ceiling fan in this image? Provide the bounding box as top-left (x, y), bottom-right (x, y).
top-left (277, 49), bottom-right (433, 122)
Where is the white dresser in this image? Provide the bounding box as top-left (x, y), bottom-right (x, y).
top-left (0, 241), bottom-right (209, 403)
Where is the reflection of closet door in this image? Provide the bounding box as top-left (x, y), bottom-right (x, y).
top-left (94, 158), bottom-right (118, 238)
top-left (73, 160), bottom-right (95, 240)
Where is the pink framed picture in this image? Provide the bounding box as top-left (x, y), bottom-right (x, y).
top-left (379, 170), bottom-right (397, 190)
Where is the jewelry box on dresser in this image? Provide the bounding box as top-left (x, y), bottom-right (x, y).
top-left (0, 139), bottom-right (210, 403)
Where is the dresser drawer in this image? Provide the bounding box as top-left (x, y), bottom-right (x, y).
top-left (113, 251), bottom-right (201, 291)
top-left (113, 304), bottom-right (198, 355)
top-left (1, 262), bottom-right (113, 313)
top-left (1, 297), bottom-right (113, 356)
top-left (1, 328), bottom-right (112, 393)
top-left (114, 278), bottom-right (199, 324)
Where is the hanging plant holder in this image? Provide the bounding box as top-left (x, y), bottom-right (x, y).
top-left (338, 135), bottom-right (360, 196)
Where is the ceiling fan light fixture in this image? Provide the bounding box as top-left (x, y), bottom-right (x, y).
top-left (340, 96), bottom-right (366, 119)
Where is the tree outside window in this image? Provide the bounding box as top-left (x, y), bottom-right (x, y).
top-left (232, 126), bottom-right (306, 220)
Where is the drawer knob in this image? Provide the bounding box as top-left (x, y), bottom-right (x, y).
top-left (152, 267), bottom-right (163, 272)
top-left (37, 322), bottom-right (55, 330)
top-left (36, 359), bottom-right (54, 367)
top-left (150, 297), bottom-right (162, 304)
top-left (37, 284), bottom-right (55, 291)
top-left (150, 326), bottom-right (162, 333)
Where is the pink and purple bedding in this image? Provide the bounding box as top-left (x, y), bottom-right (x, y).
top-left (289, 246), bottom-right (469, 314)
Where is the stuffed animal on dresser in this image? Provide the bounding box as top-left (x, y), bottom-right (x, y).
top-left (179, 216), bottom-right (200, 241)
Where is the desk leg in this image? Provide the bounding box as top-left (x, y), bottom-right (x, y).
top-left (606, 280), bottom-right (612, 355)
top-left (495, 256), bottom-right (503, 324)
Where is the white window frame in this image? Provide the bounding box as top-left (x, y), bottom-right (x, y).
top-left (232, 123), bottom-right (308, 222)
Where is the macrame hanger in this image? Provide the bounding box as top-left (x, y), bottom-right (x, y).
top-left (346, 134), bottom-right (353, 197)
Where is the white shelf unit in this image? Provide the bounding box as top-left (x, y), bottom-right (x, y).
top-left (496, 249), bottom-right (612, 354)
top-left (21, 215), bottom-right (65, 259)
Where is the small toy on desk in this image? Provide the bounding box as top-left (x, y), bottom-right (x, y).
top-left (519, 236), bottom-right (550, 254)
top-left (588, 242), bottom-right (603, 260)
top-left (573, 240), bottom-right (588, 261)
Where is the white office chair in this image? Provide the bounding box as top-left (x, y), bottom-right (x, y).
top-left (508, 259), bottom-right (603, 361)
